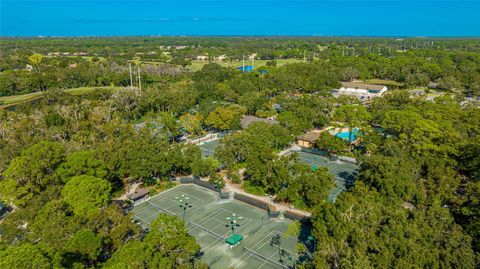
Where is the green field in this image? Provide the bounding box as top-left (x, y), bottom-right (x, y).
top-left (364, 79), bottom-right (404, 87)
top-left (133, 184), bottom-right (308, 269)
top-left (187, 58), bottom-right (303, 71)
top-left (0, 86), bottom-right (123, 109)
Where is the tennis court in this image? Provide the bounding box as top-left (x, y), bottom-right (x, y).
top-left (297, 150), bottom-right (358, 202)
top-left (229, 221), bottom-right (301, 269)
top-left (133, 184), bottom-right (306, 268)
top-left (199, 138), bottom-right (220, 157)
top-left (133, 184), bottom-right (218, 225)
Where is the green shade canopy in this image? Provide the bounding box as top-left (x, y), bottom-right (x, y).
top-left (225, 234), bottom-right (243, 245)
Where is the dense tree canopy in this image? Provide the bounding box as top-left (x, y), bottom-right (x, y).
top-left (0, 37), bottom-right (479, 268)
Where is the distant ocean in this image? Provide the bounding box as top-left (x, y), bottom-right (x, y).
top-left (1, 0), bottom-right (479, 37)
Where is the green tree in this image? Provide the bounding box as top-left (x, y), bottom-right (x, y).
top-left (0, 243), bottom-right (52, 269)
top-left (204, 105), bottom-right (246, 131)
top-left (63, 229), bottom-right (102, 267)
top-left (103, 241), bottom-right (150, 269)
top-left (315, 132), bottom-right (348, 157)
top-left (55, 150), bottom-right (108, 183)
top-left (61, 175), bottom-right (111, 216)
top-left (277, 111), bottom-right (312, 135)
top-left (333, 104), bottom-right (371, 145)
top-left (43, 111), bottom-right (65, 127)
top-left (29, 199), bottom-right (80, 256)
top-left (102, 214), bottom-right (201, 268)
top-left (1, 141), bottom-right (65, 206)
top-left (192, 157), bottom-right (221, 177)
top-left (179, 113), bottom-right (204, 135)
top-left (28, 53), bottom-right (43, 72)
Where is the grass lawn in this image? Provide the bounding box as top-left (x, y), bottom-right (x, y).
top-left (0, 92), bottom-right (44, 106)
top-left (0, 86), bottom-right (123, 109)
top-left (187, 58), bottom-right (303, 71)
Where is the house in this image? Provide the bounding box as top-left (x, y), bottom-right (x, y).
top-left (215, 54), bottom-right (227, 61)
top-left (334, 82), bottom-right (388, 99)
top-left (297, 126), bottom-right (338, 148)
top-left (428, 82), bottom-right (439, 89)
top-left (410, 89), bottom-right (426, 97)
top-left (196, 55), bottom-right (209, 61)
top-left (240, 115), bottom-right (278, 129)
top-left (339, 82), bottom-right (387, 95)
top-left (297, 130), bottom-right (322, 148)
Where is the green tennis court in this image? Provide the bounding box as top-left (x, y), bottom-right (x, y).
top-left (133, 184), bottom-right (307, 268)
top-left (230, 221), bottom-right (301, 269)
top-left (199, 139), bottom-right (220, 157)
top-left (297, 151), bottom-right (358, 202)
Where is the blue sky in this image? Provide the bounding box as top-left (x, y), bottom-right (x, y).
top-left (2, 1), bottom-right (479, 36)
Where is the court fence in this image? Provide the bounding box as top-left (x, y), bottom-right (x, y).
top-left (178, 176), bottom-right (311, 221)
top-left (179, 176), bottom-right (218, 192)
top-left (234, 192), bottom-right (271, 211)
top-left (284, 210), bottom-right (309, 222)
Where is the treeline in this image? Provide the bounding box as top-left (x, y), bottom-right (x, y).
top-left (1, 37), bottom-right (480, 97)
top-left (312, 92), bottom-right (480, 267)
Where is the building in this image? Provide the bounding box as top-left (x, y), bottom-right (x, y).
top-left (196, 55), bottom-right (209, 61)
top-left (129, 188), bottom-right (150, 203)
top-left (240, 115), bottom-right (278, 129)
top-left (297, 130), bottom-right (322, 148)
top-left (215, 54), bottom-right (227, 61)
top-left (333, 82), bottom-right (388, 99)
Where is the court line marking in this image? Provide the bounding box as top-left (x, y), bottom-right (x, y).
top-left (139, 190), bottom-right (204, 218)
top-left (190, 208), bottom-right (252, 252)
top-left (192, 208), bottom-right (253, 251)
top-left (230, 228), bottom-right (299, 269)
top-left (228, 230), bottom-right (278, 268)
top-left (202, 217), bottom-right (252, 253)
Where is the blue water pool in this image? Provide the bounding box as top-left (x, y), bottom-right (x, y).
top-left (237, 65), bottom-right (255, 72)
top-left (336, 128), bottom-right (359, 142)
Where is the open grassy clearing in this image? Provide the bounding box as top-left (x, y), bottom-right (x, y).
top-left (188, 58), bottom-right (303, 71)
top-left (364, 79), bottom-right (404, 87)
top-left (0, 86), bottom-right (123, 109)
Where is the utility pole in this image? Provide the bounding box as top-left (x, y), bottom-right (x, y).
top-left (303, 50), bottom-right (306, 63)
top-left (242, 55), bottom-right (245, 71)
top-left (137, 66), bottom-right (141, 91)
top-left (129, 63), bottom-right (133, 88)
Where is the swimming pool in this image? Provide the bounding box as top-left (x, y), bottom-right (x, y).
top-left (336, 128), bottom-right (359, 142)
top-left (237, 65), bottom-right (255, 72)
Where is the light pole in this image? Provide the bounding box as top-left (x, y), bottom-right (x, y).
top-left (175, 194), bottom-right (191, 220)
top-left (213, 179), bottom-right (223, 193)
top-left (226, 213), bottom-right (243, 236)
